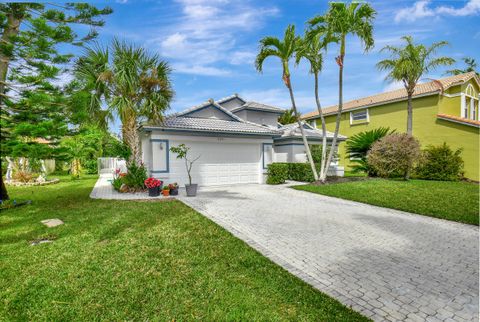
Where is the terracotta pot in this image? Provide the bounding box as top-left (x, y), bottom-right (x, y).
top-left (162, 189), bottom-right (170, 196)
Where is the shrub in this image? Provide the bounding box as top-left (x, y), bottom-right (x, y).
top-left (122, 162), bottom-right (147, 190)
top-left (266, 163), bottom-right (318, 184)
top-left (286, 163), bottom-right (316, 182)
top-left (266, 163), bottom-right (288, 184)
top-left (415, 143), bottom-right (464, 181)
top-left (367, 133), bottom-right (420, 179)
top-left (345, 127), bottom-right (393, 175)
top-left (112, 177), bottom-right (124, 191)
top-left (83, 159), bottom-right (98, 174)
top-left (13, 171), bottom-right (33, 183)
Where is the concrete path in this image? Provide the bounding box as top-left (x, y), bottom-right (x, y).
top-left (179, 184), bottom-right (479, 322)
top-left (90, 176), bottom-right (479, 321)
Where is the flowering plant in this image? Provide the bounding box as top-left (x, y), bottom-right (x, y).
top-left (113, 168), bottom-right (127, 180)
top-left (168, 182), bottom-right (178, 189)
top-left (144, 177), bottom-right (162, 188)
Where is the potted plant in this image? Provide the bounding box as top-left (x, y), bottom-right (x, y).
top-left (162, 185), bottom-right (170, 196)
top-left (144, 177), bottom-right (162, 197)
top-left (169, 182), bottom-right (179, 196)
top-left (170, 144), bottom-right (201, 197)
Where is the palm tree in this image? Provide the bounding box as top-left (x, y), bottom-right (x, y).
top-left (309, 1), bottom-right (376, 182)
top-left (76, 38), bottom-right (174, 164)
top-left (295, 33), bottom-right (332, 180)
top-left (278, 108), bottom-right (298, 125)
top-left (446, 57), bottom-right (478, 76)
top-left (377, 36), bottom-right (454, 135)
top-left (255, 25), bottom-right (318, 180)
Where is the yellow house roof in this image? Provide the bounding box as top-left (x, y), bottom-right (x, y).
top-left (303, 72), bottom-right (480, 120)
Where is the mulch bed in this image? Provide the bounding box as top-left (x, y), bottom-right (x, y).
top-left (311, 176), bottom-right (371, 185)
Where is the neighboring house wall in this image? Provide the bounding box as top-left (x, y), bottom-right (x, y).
top-left (318, 81), bottom-right (480, 180)
top-left (186, 105), bottom-right (233, 120)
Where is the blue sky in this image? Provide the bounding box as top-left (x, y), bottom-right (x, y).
top-left (87, 0), bottom-right (479, 132)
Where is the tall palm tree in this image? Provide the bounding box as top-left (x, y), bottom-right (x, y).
top-left (76, 38), bottom-right (174, 164)
top-left (309, 1), bottom-right (376, 182)
top-left (295, 33), bottom-right (332, 181)
top-left (377, 36), bottom-right (454, 135)
top-left (255, 25), bottom-right (318, 180)
top-left (446, 57), bottom-right (478, 76)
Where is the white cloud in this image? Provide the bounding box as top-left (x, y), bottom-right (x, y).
top-left (149, 0), bottom-right (279, 76)
top-left (395, 0), bottom-right (480, 23)
top-left (383, 81), bottom-right (404, 92)
top-left (229, 51), bottom-right (256, 66)
top-left (171, 63), bottom-right (231, 76)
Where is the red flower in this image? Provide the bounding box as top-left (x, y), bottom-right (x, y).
top-left (144, 177), bottom-right (162, 188)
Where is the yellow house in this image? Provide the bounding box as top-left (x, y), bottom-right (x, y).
top-left (303, 72), bottom-right (480, 181)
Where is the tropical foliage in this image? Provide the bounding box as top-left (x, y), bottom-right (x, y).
top-left (278, 108), bottom-right (298, 125)
top-left (75, 39), bottom-right (174, 164)
top-left (255, 24), bottom-right (318, 181)
top-left (308, 1), bottom-right (376, 182)
top-left (446, 57), bottom-right (478, 76)
top-left (377, 36), bottom-right (454, 134)
top-left (345, 127), bottom-right (394, 174)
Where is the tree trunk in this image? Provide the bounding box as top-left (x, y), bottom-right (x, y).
top-left (322, 36), bottom-right (346, 183)
top-left (406, 92), bottom-right (413, 135)
top-left (0, 12), bottom-right (21, 105)
top-left (0, 175), bottom-right (8, 200)
top-left (122, 116), bottom-right (141, 165)
top-left (314, 72), bottom-right (328, 182)
top-left (285, 74), bottom-right (318, 181)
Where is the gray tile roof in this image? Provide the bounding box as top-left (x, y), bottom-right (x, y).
top-left (231, 101), bottom-right (285, 114)
top-left (145, 116), bottom-right (282, 135)
top-left (278, 122), bottom-right (347, 140)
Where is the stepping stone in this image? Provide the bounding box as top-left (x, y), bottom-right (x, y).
top-left (30, 239), bottom-right (53, 246)
top-left (41, 218), bottom-right (64, 227)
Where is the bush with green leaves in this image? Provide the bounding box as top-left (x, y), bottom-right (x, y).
top-left (415, 143), bottom-right (464, 181)
top-left (266, 163), bottom-right (289, 184)
top-left (266, 163), bottom-right (318, 184)
top-left (345, 127), bottom-right (393, 175)
top-left (112, 177), bottom-right (124, 191)
top-left (367, 133), bottom-right (420, 179)
top-left (122, 162), bottom-right (147, 190)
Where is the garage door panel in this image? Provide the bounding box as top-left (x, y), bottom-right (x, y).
top-left (163, 140), bottom-right (262, 186)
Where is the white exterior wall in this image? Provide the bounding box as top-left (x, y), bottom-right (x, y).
top-left (219, 98), bottom-right (245, 111)
top-left (244, 110), bottom-right (279, 127)
top-left (141, 131), bottom-right (273, 186)
top-left (187, 106), bottom-right (232, 120)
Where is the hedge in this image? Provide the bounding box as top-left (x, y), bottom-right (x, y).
top-left (266, 162), bottom-right (317, 184)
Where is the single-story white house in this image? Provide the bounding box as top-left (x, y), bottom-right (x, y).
top-left (139, 94), bottom-right (346, 186)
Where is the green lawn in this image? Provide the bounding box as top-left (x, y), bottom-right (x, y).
top-left (0, 175), bottom-right (367, 321)
top-left (295, 179), bottom-right (479, 225)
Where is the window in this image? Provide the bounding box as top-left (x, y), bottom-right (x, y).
top-left (462, 84), bottom-right (479, 120)
top-left (350, 109), bottom-right (369, 124)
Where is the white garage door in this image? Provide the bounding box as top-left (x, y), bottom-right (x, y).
top-left (168, 140), bottom-right (262, 186)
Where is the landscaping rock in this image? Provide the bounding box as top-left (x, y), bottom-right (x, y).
top-left (41, 218), bottom-right (64, 227)
top-left (30, 239), bottom-right (53, 246)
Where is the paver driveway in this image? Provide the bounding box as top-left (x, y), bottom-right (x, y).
top-left (179, 184), bottom-right (479, 322)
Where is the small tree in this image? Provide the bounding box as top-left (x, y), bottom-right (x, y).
top-left (170, 144), bottom-right (200, 186)
top-left (367, 133), bottom-right (420, 180)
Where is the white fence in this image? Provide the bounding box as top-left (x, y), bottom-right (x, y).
top-left (97, 157), bottom-right (127, 174)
